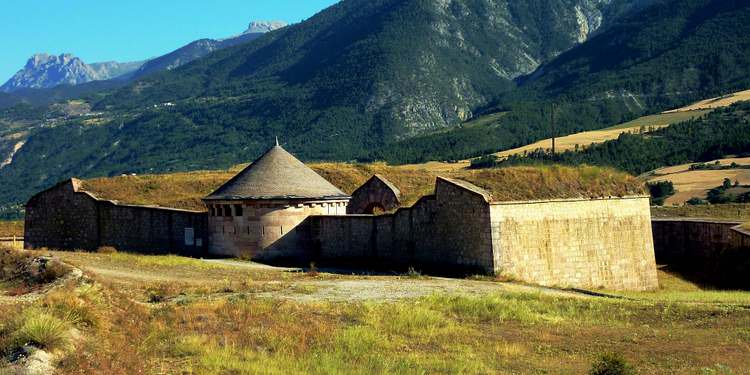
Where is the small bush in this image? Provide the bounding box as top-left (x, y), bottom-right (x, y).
top-left (405, 267), bottom-right (422, 279)
top-left (589, 352), bottom-right (634, 375)
top-left (307, 262), bottom-right (319, 277)
top-left (12, 310), bottom-right (71, 351)
top-left (687, 197), bottom-right (708, 205)
top-left (43, 290), bottom-right (101, 329)
top-left (0, 249), bottom-right (68, 289)
top-left (146, 284), bottom-right (179, 303)
top-left (39, 259), bottom-right (69, 284)
top-left (96, 246), bottom-right (118, 254)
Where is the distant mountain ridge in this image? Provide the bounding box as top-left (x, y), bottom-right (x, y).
top-left (0, 53), bottom-right (143, 92)
top-left (131, 20), bottom-right (287, 80)
top-left (0, 20), bottom-right (288, 93)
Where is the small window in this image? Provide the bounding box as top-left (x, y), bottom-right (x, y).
top-left (223, 205), bottom-right (231, 217)
top-left (234, 204), bottom-right (243, 217)
top-left (209, 206), bottom-right (215, 216)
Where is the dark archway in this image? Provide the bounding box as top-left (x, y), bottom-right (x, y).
top-left (364, 202), bottom-right (386, 215)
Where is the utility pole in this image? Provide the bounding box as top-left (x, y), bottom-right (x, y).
top-left (551, 103), bottom-right (556, 156)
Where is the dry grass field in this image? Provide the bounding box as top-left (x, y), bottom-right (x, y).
top-left (82, 164), bottom-right (645, 211)
top-left (489, 87), bottom-right (750, 160)
top-left (0, 220), bottom-right (23, 237)
top-left (651, 204), bottom-right (750, 221)
top-left (644, 157), bottom-right (750, 205)
top-left (493, 110), bottom-right (709, 159)
top-left (2, 249), bottom-right (749, 374)
top-left (664, 89), bottom-right (750, 113)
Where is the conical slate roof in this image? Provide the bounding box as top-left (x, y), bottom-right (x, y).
top-left (204, 145), bottom-right (349, 201)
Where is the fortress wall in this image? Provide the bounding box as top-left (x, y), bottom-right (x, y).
top-left (97, 203), bottom-right (207, 256)
top-left (25, 179), bottom-right (207, 255)
top-left (25, 180), bottom-right (99, 251)
top-left (427, 178), bottom-right (494, 271)
top-left (651, 219), bottom-right (750, 289)
top-left (651, 219), bottom-right (750, 262)
top-left (309, 179), bottom-right (495, 273)
top-left (491, 196), bottom-right (658, 291)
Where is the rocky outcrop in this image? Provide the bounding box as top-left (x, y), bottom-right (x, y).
top-left (245, 20), bottom-right (287, 34)
top-left (0, 53), bottom-right (143, 92)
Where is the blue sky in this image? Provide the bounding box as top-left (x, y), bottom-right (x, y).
top-left (0, 0), bottom-right (339, 82)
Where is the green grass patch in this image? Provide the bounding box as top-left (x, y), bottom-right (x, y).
top-left (108, 253), bottom-right (226, 270)
top-left (652, 203), bottom-right (750, 221)
top-left (609, 270), bottom-right (750, 304)
top-left (11, 309), bottom-right (72, 351)
top-left (461, 111), bottom-right (508, 129)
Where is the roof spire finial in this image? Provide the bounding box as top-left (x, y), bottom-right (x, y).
top-left (275, 136), bottom-right (279, 147)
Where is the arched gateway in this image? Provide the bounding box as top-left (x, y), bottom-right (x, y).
top-left (203, 143), bottom-right (350, 259)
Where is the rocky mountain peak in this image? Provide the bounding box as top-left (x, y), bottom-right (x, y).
top-left (245, 20), bottom-right (288, 34)
top-left (2, 53), bottom-right (142, 92)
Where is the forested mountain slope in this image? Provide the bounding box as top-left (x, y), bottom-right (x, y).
top-left (381, 0), bottom-right (750, 163)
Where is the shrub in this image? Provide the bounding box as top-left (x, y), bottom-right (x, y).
top-left (307, 262), bottom-right (319, 277)
top-left (43, 290), bottom-right (101, 329)
top-left (405, 267), bottom-right (422, 279)
top-left (589, 352), bottom-right (634, 375)
top-left (0, 248), bottom-right (68, 289)
top-left (469, 154), bottom-right (499, 169)
top-left (687, 197), bottom-right (708, 205)
top-left (12, 310), bottom-right (71, 351)
top-left (96, 246), bottom-right (118, 254)
top-left (647, 181), bottom-right (675, 206)
top-left (39, 259), bottom-right (69, 284)
top-left (146, 284), bottom-right (178, 303)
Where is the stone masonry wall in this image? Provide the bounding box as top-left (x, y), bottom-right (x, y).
top-left (308, 178), bottom-right (496, 273)
top-left (25, 179), bottom-right (207, 255)
top-left (206, 199), bottom-right (348, 259)
top-left (651, 219), bottom-right (750, 289)
top-left (347, 175), bottom-right (401, 214)
top-left (97, 203), bottom-right (207, 256)
top-left (491, 196), bottom-right (658, 291)
top-left (25, 180), bottom-right (99, 251)
top-left (651, 219), bottom-right (750, 262)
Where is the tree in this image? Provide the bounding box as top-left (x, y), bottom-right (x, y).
top-left (723, 178), bottom-right (733, 189)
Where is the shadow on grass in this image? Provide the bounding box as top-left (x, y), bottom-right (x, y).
top-left (659, 260), bottom-right (750, 291)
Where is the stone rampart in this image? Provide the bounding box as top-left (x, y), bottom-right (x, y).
top-left (651, 219), bottom-right (750, 262)
top-left (25, 179), bottom-right (207, 255)
top-left (307, 177), bottom-right (495, 273)
top-left (491, 196), bottom-right (658, 291)
top-left (651, 219), bottom-right (750, 289)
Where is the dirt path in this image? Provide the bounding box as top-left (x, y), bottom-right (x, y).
top-left (253, 278), bottom-right (586, 302)
top-left (71, 257), bottom-right (586, 302)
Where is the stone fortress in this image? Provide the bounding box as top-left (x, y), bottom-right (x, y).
top-left (25, 143), bottom-right (659, 291)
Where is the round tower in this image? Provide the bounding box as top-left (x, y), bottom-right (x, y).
top-left (203, 144), bottom-right (350, 259)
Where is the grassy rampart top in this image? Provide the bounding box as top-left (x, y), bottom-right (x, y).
top-left (81, 164), bottom-right (645, 211)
